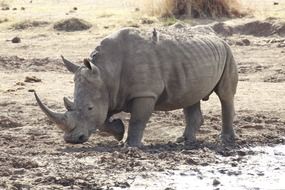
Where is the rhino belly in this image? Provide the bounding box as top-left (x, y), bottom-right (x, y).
top-left (155, 72), bottom-right (222, 111)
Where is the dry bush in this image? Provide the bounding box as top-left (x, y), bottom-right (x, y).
top-left (139, 0), bottom-right (246, 18)
top-left (138, 0), bottom-right (175, 17)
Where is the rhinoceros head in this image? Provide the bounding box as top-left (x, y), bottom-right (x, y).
top-left (34, 57), bottom-right (112, 144)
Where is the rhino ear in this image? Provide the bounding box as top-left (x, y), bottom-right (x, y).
top-left (83, 58), bottom-right (100, 76)
top-left (83, 58), bottom-right (92, 70)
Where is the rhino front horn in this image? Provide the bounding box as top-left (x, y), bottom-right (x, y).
top-left (61, 55), bottom-right (80, 73)
top-left (34, 92), bottom-right (71, 132)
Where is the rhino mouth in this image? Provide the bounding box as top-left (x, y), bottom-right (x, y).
top-left (64, 132), bottom-right (90, 144)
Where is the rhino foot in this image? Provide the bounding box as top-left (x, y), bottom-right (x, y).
top-left (176, 135), bottom-right (197, 143)
top-left (123, 141), bottom-right (143, 148)
top-left (176, 136), bottom-right (185, 143)
top-left (221, 133), bottom-right (235, 144)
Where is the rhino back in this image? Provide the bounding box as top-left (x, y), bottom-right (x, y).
top-left (115, 29), bottom-right (227, 110)
top-left (94, 28), bottom-right (230, 111)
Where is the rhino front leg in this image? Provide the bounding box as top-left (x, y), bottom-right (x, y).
top-left (178, 101), bottom-right (203, 144)
top-left (126, 97), bottom-right (155, 147)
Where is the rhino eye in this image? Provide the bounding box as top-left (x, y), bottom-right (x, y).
top-left (88, 107), bottom-right (93, 111)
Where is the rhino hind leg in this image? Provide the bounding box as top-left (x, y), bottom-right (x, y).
top-left (218, 98), bottom-right (235, 143)
top-left (177, 101), bottom-right (203, 144)
top-left (126, 97), bottom-right (155, 147)
top-left (214, 54), bottom-right (238, 144)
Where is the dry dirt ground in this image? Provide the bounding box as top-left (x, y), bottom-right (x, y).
top-left (0, 0), bottom-right (285, 189)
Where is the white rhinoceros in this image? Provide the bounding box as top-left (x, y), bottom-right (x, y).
top-left (35, 27), bottom-right (238, 147)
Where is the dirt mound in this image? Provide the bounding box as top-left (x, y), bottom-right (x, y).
top-left (11, 20), bottom-right (49, 30)
top-left (211, 20), bottom-right (285, 37)
top-left (234, 20), bottom-right (285, 37)
top-left (0, 56), bottom-right (66, 72)
top-left (211, 22), bottom-right (233, 36)
top-left (53, 18), bottom-right (92, 32)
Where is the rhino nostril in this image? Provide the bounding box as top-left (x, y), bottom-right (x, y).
top-left (78, 134), bottom-right (85, 142)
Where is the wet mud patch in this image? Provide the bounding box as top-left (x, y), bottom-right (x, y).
top-left (0, 56), bottom-right (67, 72)
top-left (0, 109), bottom-right (284, 189)
top-left (233, 111), bottom-right (285, 145)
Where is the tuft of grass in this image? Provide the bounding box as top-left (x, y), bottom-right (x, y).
top-left (161, 16), bottom-right (177, 26)
top-left (97, 12), bottom-right (115, 18)
top-left (140, 16), bottom-right (158, 24)
top-left (11, 20), bottom-right (49, 30)
top-left (124, 20), bottom-right (140, 28)
top-left (0, 18), bottom-right (8, 24)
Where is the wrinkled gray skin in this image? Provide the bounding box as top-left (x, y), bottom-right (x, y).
top-left (35, 28), bottom-right (238, 147)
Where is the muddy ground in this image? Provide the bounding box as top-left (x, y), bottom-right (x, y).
top-left (0, 0), bottom-right (285, 189)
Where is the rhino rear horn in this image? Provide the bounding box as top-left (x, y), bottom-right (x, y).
top-left (34, 92), bottom-right (72, 132)
top-left (61, 55), bottom-right (80, 73)
top-left (63, 97), bottom-right (74, 111)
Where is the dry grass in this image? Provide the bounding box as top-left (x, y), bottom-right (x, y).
top-left (139, 0), bottom-right (246, 18)
top-left (11, 20), bottom-right (49, 30)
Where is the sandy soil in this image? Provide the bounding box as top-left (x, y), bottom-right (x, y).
top-left (0, 0), bottom-right (285, 189)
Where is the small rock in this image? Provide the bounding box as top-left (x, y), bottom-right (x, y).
top-left (2, 7), bottom-right (10, 10)
top-left (274, 2), bottom-right (279, 5)
top-left (277, 43), bottom-right (285, 48)
top-left (12, 8), bottom-right (17, 10)
top-left (24, 76), bottom-right (41, 83)
top-left (237, 150), bottom-right (246, 156)
top-left (28, 89), bottom-right (35, 92)
top-left (213, 179), bottom-right (221, 186)
top-left (73, 7), bottom-right (77, 10)
top-left (114, 182), bottom-right (130, 188)
top-left (11, 37), bottom-right (21, 43)
top-left (242, 39), bottom-right (250, 46)
top-left (21, 7), bottom-right (25, 10)
top-left (134, 8), bottom-right (140, 12)
top-left (235, 41), bottom-right (244, 46)
top-left (257, 171), bottom-right (264, 176)
top-left (15, 82), bottom-right (25, 86)
top-left (13, 169), bottom-right (25, 175)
